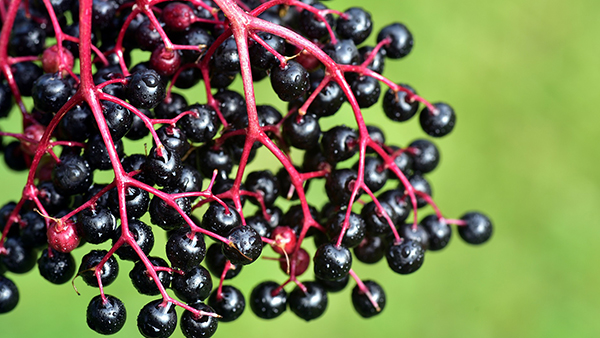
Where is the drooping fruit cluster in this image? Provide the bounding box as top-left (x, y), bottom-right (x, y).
top-left (0, 0), bottom-right (492, 336)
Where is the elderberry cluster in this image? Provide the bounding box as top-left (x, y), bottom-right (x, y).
top-left (0, 0), bottom-right (492, 336)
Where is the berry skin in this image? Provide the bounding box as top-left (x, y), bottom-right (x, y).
top-left (354, 236), bottom-right (386, 264)
top-left (321, 126), bottom-right (358, 164)
top-left (1, 237), bottom-right (37, 274)
top-left (359, 46), bottom-right (385, 74)
top-left (11, 61), bottom-right (43, 97)
top-left (127, 69), bottom-right (166, 109)
top-left (250, 32), bottom-right (286, 70)
top-left (315, 275), bottom-right (349, 293)
top-left (398, 223), bottom-right (430, 250)
top-left (250, 281), bottom-right (287, 319)
top-left (313, 243), bottom-right (352, 281)
top-left (129, 257), bottom-right (172, 296)
top-left (351, 280), bottom-right (386, 318)
top-left (299, 3), bottom-right (335, 40)
top-left (326, 211), bottom-right (366, 248)
top-left (421, 215), bottom-right (452, 251)
top-left (205, 243), bottom-right (243, 279)
top-left (101, 101), bottom-right (133, 140)
top-left (172, 266), bottom-right (213, 303)
top-left (207, 285), bottom-right (245, 322)
top-left (79, 250), bottom-right (120, 287)
top-left (420, 102), bottom-right (456, 137)
top-left (0, 276), bottom-right (19, 314)
top-left (47, 218), bottom-right (81, 253)
top-left (409, 139), bottom-right (440, 174)
top-left (400, 174), bottom-right (433, 208)
top-left (245, 170), bottom-right (280, 206)
top-left (221, 226), bottom-right (263, 265)
top-left (84, 134), bottom-right (125, 171)
top-left (154, 93), bottom-right (188, 120)
top-left (51, 154), bottom-right (94, 195)
top-left (108, 185), bottom-right (150, 219)
top-left (351, 75), bottom-right (381, 108)
top-left (145, 146), bottom-right (183, 187)
top-left (213, 37), bottom-right (240, 72)
top-left (180, 302), bottom-right (219, 338)
top-left (386, 240), bottom-right (425, 275)
top-left (325, 169), bottom-right (360, 206)
top-left (377, 23), bottom-right (414, 59)
top-left (336, 7), bottom-right (373, 44)
top-left (382, 85), bottom-right (419, 122)
top-left (86, 294), bottom-right (127, 335)
top-left (177, 104), bottom-right (220, 143)
top-left (31, 73), bottom-right (73, 113)
top-left (356, 156), bottom-right (388, 193)
top-left (113, 219), bottom-right (155, 261)
top-left (156, 125), bottom-right (190, 157)
top-left (166, 228), bottom-right (206, 271)
top-left (202, 202), bottom-right (242, 237)
top-left (270, 61), bottom-right (310, 102)
top-left (149, 188), bottom-right (192, 231)
top-left (323, 39), bottom-right (360, 65)
top-left (20, 211), bottom-right (48, 248)
top-left (288, 281), bottom-right (328, 321)
top-left (37, 248), bottom-right (76, 284)
top-left (458, 212), bottom-right (493, 245)
top-left (137, 300), bottom-right (178, 338)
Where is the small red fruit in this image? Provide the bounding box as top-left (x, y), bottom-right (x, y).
top-left (47, 219), bottom-right (81, 253)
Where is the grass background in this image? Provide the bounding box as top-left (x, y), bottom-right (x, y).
top-left (1, 0), bottom-right (600, 337)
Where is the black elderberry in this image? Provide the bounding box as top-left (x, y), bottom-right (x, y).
top-left (114, 219), bottom-right (155, 261)
top-left (321, 126), bottom-right (358, 164)
top-left (137, 300), bottom-right (178, 338)
top-left (282, 112), bottom-right (321, 150)
top-left (420, 102), bottom-right (456, 137)
top-left (359, 46), bottom-right (385, 74)
top-left (194, 144), bottom-right (233, 180)
top-left (357, 156), bottom-right (388, 193)
top-left (221, 226), bottom-right (263, 265)
top-left (79, 249), bottom-right (119, 287)
top-left (156, 125), bottom-right (190, 157)
top-left (458, 212), bottom-right (493, 245)
top-left (9, 20), bottom-right (46, 56)
top-left (122, 154), bottom-right (155, 186)
top-left (421, 215), bottom-right (452, 250)
top-left (20, 210), bottom-right (48, 248)
top-left (354, 236), bottom-right (386, 264)
top-left (245, 170), bottom-right (280, 206)
top-left (351, 280), bottom-right (386, 318)
top-left (84, 134), bottom-right (125, 171)
top-left (0, 276), bottom-right (19, 314)
top-left (307, 81), bottom-right (346, 118)
top-left (59, 104), bottom-right (94, 142)
top-left (205, 243), bottom-right (243, 279)
top-left (175, 25), bottom-right (214, 64)
top-left (127, 69), bottom-right (166, 109)
top-left (149, 188), bottom-right (191, 231)
top-left (288, 281), bottom-right (328, 321)
top-left (3, 141), bottom-right (28, 171)
top-left (313, 243), bottom-right (352, 281)
top-left (276, 166), bottom-right (311, 201)
top-left (108, 185), bottom-right (150, 219)
top-left (213, 89), bottom-right (246, 123)
top-left (172, 266), bottom-right (213, 303)
top-left (250, 281), bottom-right (287, 319)
top-left (351, 75), bottom-right (381, 108)
top-left (180, 302), bottom-right (219, 338)
top-left (386, 240), bottom-right (425, 274)
top-left (336, 7), bottom-right (373, 44)
top-left (101, 101), bottom-right (133, 140)
top-left (389, 145), bottom-right (414, 176)
top-left (129, 257), bottom-right (172, 296)
top-left (1, 237), bottom-right (37, 274)
top-left (145, 146), bottom-right (183, 187)
top-left (201, 202), bottom-right (242, 237)
top-left (299, 2), bottom-right (335, 40)
top-left (177, 104), bottom-right (220, 143)
top-left (78, 207), bottom-right (117, 244)
top-left (135, 19), bottom-right (163, 51)
top-left (10, 61), bottom-right (43, 97)
top-left (399, 174), bottom-right (432, 208)
top-left (271, 61), bottom-right (310, 102)
top-left (315, 275), bottom-right (349, 293)
top-left (213, 37), bottom-right (240, 72)
top-left (408, 139), bottom-right (440, 173)
top-left (154, 93), bottom-right (188, 120)
top-left (0, 202), bottom-right (19, 238)
top-left (257, 105), bottom-right (283, 128)
top-left (126, 108), bottom-right (153, 140)
top-left (377, 23), bottom-right (414, 59)
top-left (398, 223), bottom-right (430, 250)
top-left (37, 181), bottom-right (72, 214)
top-left (325, 168), bottom-right (360, 206)
top-left (87, 294), bottom-right (127, 335)
top-left (250, 32), bottom-right (286, 70)
top-left (261, 206), bottom-right (283, 229)
top-left (383, 85), bottom-right (419, 122)
top-left (166, 228), bottom-right (206, 270)
top-left (32, 73), bottom-right (72, 114)
top-left (245, 215), bottom-right (272, 240)
top-left (52, 154), bottom-right (94, 195)
top-left (37, 248), bottom-right (76, 284)
top-left (207, 285), bottom-right (245, 322)
top-left (323, 39), bottom-right (360, 66)
top-left (326, 211), bottom-right (366, 248)
top-left (0, 83), bottom-right (13, 118)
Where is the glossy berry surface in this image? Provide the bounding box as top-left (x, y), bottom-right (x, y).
top-left (420, 102), bottom-right (456, 137)
top-left (172, 266), bottom-right (213, 303)
top-left (127, 69), bottom-right (166, 109)
top-left (313, 243), bottom-right (352, 281)
top-left (421, 215), bottom-right (452, 250)
top-left (270, 61), bottom-right (310, 102)
top-left (351, 280), bottom-right (386, 318)
top-left (79, 249), bottom-right (120, 287)
top-left (37, 248), bottom-right (76, 284)
top-left (129, 257), bottom-right (172, 296)
top-left (207, 285), bottom-right (245, 322)
top-left (386, 240), bottom-right (425, 275)
top-left (166, 228), bottom-right (206, 271)
top-left (0, 276), bottom-right (19, 314)
top-left (458, 212), bottom-right (493, 245)
top-left (137, 300), bottom-right (178, 338)
top-left (288, 281), bottom-right (328, 321)
top-left (221, 226), bottom-right (263, 265)
top-left (250, 281), bottom-right (287, 319)
top-left (180, 302), bottom-right (219, 338)
top-left (86, 294), bottom-right (127, 335)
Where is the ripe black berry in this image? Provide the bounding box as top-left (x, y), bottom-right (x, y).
top-left (325, 169), bottom-right (359, 206)
top-left (79, 249), bottom-right (119, 287)
top-left (326, 211), bottom-right (366, 248)
top-left (149, 188), bottom-right (191, 231)
top-left (382, 85), bottom-right (419, 122)
top-left (172, 266), bottom-right (213, 303)
top-left (377, 23), bottom-right (414, 59)
top-left (336, 7), bottom-right (373, 44)
top-left (114, 219), bottom-right (155, 261)
top-left (313, 243), bottom-right (352, 281)
top-left (177, 104), bottom-right (219, 143)
top-left (32, 73), bottom-right (72, 114)
top-left (127, 69), bottom-right (166, 109)
top-left (321, 126), bottom-right (358, 164)
top-left (458, 212), bottom-right (493, 245)
top-left (52, 154), bottom-right (94, 195)
top-left (205, 243), bottom-right (243, 279)
top-left (207, 285), bottom-right (245, 322)
top-left (420, 102), bottom-right (456, 137)
top-left (38, 248), bottom-right (76, 284)
top-left (86, 294), bottom-right (127, 335)
top-left (351, 280), bottom-right (386, 318)
top-left (221, 225), bottom-right (263, 265)
top-left (354, 236), bottom-right (385, 264)
top-left (288, 281), bottom-right (328, 321)
top-left (202, 202), bottom-right (242, 237)
top-left (145, 146), bottom-right (183, 187)
top-left (270, 61), bottom-right (310, 102)
top-left (180, 302), bottom-right (219, 338)
top-left (108, 185), bottom-right (150, 219)
top-left (250, 281), bottom-right (287, 319)
top-left (421, 215), bottom-right (452, 250)
top-left (0, 276), bottom-right (19, 313)
top-left (398, 223), bottom-right (430, 250)
top-left (1, 237), bottom-right (37, 274)
top-left (386, 240), bottom-right (425, 274)
top-left (166, 228), bottom-right (206, 270)
top-left (137, 300), bottom-right (178, 338)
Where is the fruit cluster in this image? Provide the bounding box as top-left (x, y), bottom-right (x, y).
top-left (0, 0), bottom-right (493, 336)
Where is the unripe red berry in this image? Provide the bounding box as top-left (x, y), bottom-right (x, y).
top-left (47, 219), bottom-right (81, 253)
top-left (42, 45), bottom-right (74, 73)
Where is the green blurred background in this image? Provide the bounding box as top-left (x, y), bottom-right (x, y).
top-left (1, 0), bottom-right (600, 337)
